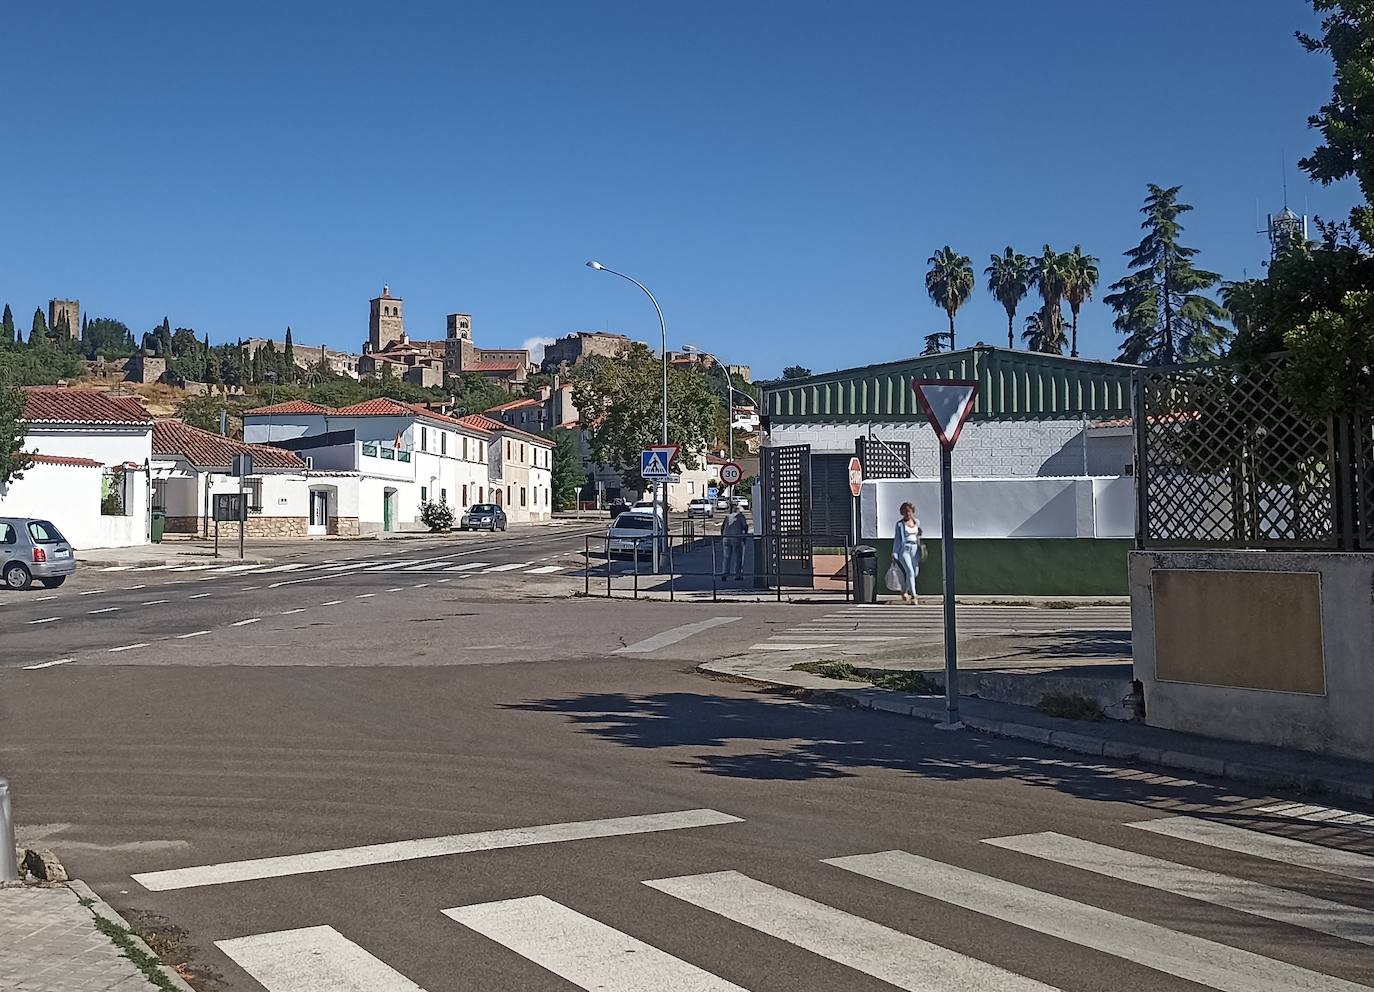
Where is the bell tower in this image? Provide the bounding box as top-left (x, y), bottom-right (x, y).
top-left (367, 285), bottom-right (405, 353)
top-left (446, 312), bottom-right (475, 371)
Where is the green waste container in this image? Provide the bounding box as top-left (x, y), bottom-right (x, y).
top-left (150, 510), bottom-right (165, 543)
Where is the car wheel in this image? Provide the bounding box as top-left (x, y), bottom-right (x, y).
top-left (40, 576), bottom-right (66, 588)
top-left (4, 563), bottom-right (33, 591)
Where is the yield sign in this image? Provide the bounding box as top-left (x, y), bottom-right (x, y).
top-left (912, 379), bottom-right (979, 450)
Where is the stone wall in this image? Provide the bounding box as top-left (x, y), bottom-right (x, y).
top-left (165, 516), bottom-right (308, 538)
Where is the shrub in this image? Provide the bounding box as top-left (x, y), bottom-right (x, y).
top-left (420, 500), bottom-right (454, 532)
top-left (1037, 692), bottom-right (1104, 721)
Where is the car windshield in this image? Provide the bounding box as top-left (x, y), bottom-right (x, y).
top-left (468, 505), bottom-right (498, 513)
top-left (27, 520), bottom-right (65, 543)
top-left (614, 516), bottom-right (655, 530)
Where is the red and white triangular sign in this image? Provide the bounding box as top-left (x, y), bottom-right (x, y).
top-left (913, 379), bottom-right (979, 450)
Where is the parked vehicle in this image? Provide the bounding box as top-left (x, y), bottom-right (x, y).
top-left (631, 497), bottom-right (664, 517)
top-left (608, 498), bottom-right (630, 520)
top-left (460, 504), bottom-right (508, 531)
top-left (730, 496), bottom-right (751, 512)
top-left (606, 511), bottom-right (661, 557)
top-left (1, 518), bottom-right (77, 591)
top-left (687, 497), bottom-right (714, 519)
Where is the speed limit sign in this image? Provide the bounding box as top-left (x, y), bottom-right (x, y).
top-left (718, 461), bottom-right (743, 486)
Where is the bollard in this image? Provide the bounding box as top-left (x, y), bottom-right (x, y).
top-left (0, 777), bottom-right (17, 881)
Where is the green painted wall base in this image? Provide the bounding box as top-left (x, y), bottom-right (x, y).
top-left (872, 537), bottom-right (1132, 597)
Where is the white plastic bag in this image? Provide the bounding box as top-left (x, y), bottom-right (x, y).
top-left (884, 561), bottom-right (906, 592)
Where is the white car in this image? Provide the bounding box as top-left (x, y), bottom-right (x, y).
top-left (687, 498), bottom-right (714, 519)
top-left (730, 496), bottom-right (751, 512)
top-left (631, 498), bottom-right (664, 516)
top-left (607, 511), bottom-right (661, 557)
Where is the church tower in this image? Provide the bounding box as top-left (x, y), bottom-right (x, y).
top-left (446, 312), bottom-right (476, 371)
top-left (367, 285), bottom-right (405, 354)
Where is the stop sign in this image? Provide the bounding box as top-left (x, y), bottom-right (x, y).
top-left (848, 456), bottom-right (863, 497)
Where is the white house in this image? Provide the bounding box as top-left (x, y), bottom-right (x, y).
top-left (243, 398), bottom-right (496, 534)
top-left (454, 414), bottom-right (555, 523)
top-left (0, 387), bottom-right (153, 549)
top-left (151, 419), bottom-right (311, 538)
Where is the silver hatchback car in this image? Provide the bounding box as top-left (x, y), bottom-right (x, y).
top-left (1, 518), bottom-right (77, 590)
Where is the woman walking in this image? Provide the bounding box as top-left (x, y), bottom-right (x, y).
top-left (893, 501), bottom-right (922, 604)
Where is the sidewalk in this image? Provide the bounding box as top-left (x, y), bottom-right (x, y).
top-left (0, 881), bottom-right (191, 992)
top-left (77, 543), bottom-right (275, 569)
top-left (700, 655), bottom-right (1374, 804)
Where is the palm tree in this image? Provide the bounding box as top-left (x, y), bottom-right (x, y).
top-left (925, 247), bottom-right (975, 350)
top-left (1022, 307), bottom-right (1066, 354)
top-left (1030, 244), bottom-right (1068, 350)
top-left (1060, 245), bottom-right (1099, 358)
top-left (985, 247), bottom-right (1033, 349)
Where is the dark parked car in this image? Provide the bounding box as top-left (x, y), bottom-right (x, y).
top-left (460, 503), bottom-right (507, 531)
top-left (608, 498), bottom-right (630, 520)
top-left (1, 518), bottom-right (77, 590)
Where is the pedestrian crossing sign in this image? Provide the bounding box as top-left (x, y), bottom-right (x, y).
top-left (912, 379), bottom-right (979, 450)
top-left (640, 444), bottom-right (678, 481)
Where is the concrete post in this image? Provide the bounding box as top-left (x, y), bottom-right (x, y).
top-left (0, 777), bottom-right (18, 881)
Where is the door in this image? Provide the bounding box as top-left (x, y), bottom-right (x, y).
top-left (309, 491), bottom-right (329, 536)
top-left (383, 489), bottom-right (395, 532)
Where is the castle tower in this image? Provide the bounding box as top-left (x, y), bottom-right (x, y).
top-left (48, 298), bottom-right (81, 341)
top-left (445, 312), bottom-right (476, 371)
top-left (367, 285), bottom-right (405, 353)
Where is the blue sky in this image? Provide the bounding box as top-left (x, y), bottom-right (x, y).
top-left (0, 1), bottom-right (1359, 377)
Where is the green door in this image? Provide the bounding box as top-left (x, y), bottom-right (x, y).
top-left (383, 490), bottom-right (393, 532)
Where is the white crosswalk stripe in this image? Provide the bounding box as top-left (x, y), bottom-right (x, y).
top-left (1253, 802), bottom-right (1374, 830)
top-left (646, 870), bottom-right (1062, 991)
top-left (483, 562), bottom-right (530, 572)
top-left (826, 849), bottom-right (1370, 992)
top-left (985, 831), bottom-right (1374, 945)
top-left (446, 561), bottom-right (490, 571)
top-left (524, 565), bottom-right (563, 574)
top-left (217, 925), bottom-right (428, 992)
top-left (1130, 816), bottom-right (1374, 882)
top-left (444, 895), bottom-right (749, 991)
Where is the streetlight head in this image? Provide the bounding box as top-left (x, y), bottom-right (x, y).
top-left (585, 260), bottom-right (604, 271)
top-left (680, 343), bottom-right (699, 353)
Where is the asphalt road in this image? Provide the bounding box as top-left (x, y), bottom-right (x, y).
top-left (1, 529), bottom-right (1370, 992)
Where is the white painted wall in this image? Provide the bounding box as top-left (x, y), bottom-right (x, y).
top-left (860, 476), bottom-right (1134, 540)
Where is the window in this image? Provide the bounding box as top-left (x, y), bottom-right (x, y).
top-left (520, 487), bottom-right (527, 507)
top-left (462, 484), bottom-right (468, 506)
top-left (101, 467), bottom-right (130, 516)
top-left (440, 488), bottom-right (447, 505)
top-left (421, 486), bottom-right (428, 502)
top-left (380, 447), bottom-right (395, 460)
top-left (520, 443), bottom-right (526, 463)
top-left (420, 426), bottom-right (428, 452)
top-left (478, 486), bottom-right (484, 502)
top-left (362, 442), bottom-right (378, 457)
top-left (462, 436), bottom-right (468, 460)
top-left (247, 478), bottom-right (263, 513)
top-left (506, 440), bottom-right (511, 459)
top-left (0, 523), bottom-right (15, 545)
top-left (151, 478), bottom-right (167, 512)
top-left (507, 485), bottom-right (512, 505)
top-left (397, 450), bottom-right (411, 463)
top-left (441, 432), bottom-right (447, 455)
top-left (26, 520), bottom-right (64, 543)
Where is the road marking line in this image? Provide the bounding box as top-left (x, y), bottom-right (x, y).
top-left (779, 633), bottom-right (900, 641)
top-left (444, 895), bottom-right (749, 991)
top-left (363, 561), bottom-right (419, 571)
top-left (386, 587), bottom-right (404, 593)
top-left (27, 617), bottom-right (61, 625)
top-left (216, 926), bottom-right (428, 992)
top-left (1255, 802), bottom-right (1374, 828)
top-left (87, 607), bottom-right (120, 615)
top-left (125, 584), bottom-right (146, 590)
top-left (436, 578), bottom-right (451, 583)
top-left (826, 850), bottom-right (1364, 992)
top-left (231, 618), bottom-right (261, 627)
top-left (446, 562), bottom-right (491, 571)
top-left (133, 808), bottom-right (742, 891)
top-left (255, 564), bottom-right (310, 573)
top-left (986, 831), bottom-right (1374, 946)
top-left (279, 608), bottom-right (307, 616)
top-left (141, 599), bottom-right (170, 606)
top-left (109, 643), bottom-right (148, 653)
top-left (79, 590), bottom-right (106, 596)
top-left (616, 617), bottom-right (741, 654)
top-left (524, 565), bottom-right (563, 574)
top-left (98, 566), bottom-right (132, 572)
top-left (646, 871), bottom-right (1058, 991)
top-left (320, 600), bottom-right (343, 606)
top-left (177, 630), bottom-right (209, 639)
top-left (355, 593), bottom-right (375, 599)
top-left (188, 593), bottom-right (212, 599)
top-left (412, 583), bottom-right (429, 589)
top-left (1129, 816), bottom-right (1374, 882)
top-left (483, 562), bottom-right (530, 572)
top-left (22, 658), bottom-right (74, 670)
top-left (748, 643), bottom-right (836, 651)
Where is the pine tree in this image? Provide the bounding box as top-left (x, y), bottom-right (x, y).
top-left (283, 326), bottom-right (296, 384)
top-left (205, 349), bottom-right (222, 385)
top-left (30, 309), bottom-right (48, 348)
top-left (1, 305), bottom-right (14, 346)
top-left (81, 313), bottom-right (89, 338)
top-left (1104, 184), bottom-right (1229, 365)
top-left (55, 312), bottom-right (71, 340)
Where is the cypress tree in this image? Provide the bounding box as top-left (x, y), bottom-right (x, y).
top-left (81, 313), bottom-right (89, 338)
top-left (55, 312), bottom-right (71, 340)
top-left (1, 304), bottom-right (14, 345)
top-left (283, 326), bottom-right (296, 384)
top-left (30, 308), bottom-right (48, 348)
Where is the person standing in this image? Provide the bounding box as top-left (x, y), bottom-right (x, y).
top-left (720, 502), bottom-right (751, 581)
top-left (893, 501), bottom-right (922, 604)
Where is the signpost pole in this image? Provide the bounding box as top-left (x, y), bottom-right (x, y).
top-left (938, 445), bottom-right (961, 728)
top-left (238, 475), bottom-right (246, 561)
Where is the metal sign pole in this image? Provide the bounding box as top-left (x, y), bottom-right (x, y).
top-left (0, 777), bottom-right (17, 881)
top-left (938, 445), bottom-right (962, 729)
top-left (238, 479), bottom-right (246, 560)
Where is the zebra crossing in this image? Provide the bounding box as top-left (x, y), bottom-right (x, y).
top-left (91, 556), bottom-right (576, 580)
top-left (195, 806), bottom-right (1374, 991)
top-left (748, 602), bottom-right (1133, 651)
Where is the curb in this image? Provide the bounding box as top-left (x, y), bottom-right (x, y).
top-left (66, 879), bottom-right (197, 992)
top-left (697, 663), bottom-right (1374, 804)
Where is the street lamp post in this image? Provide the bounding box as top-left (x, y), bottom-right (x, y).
top-left (682, 344), bottom-right (734, 492)
top-left (586, 261), bottom-right (669, 568)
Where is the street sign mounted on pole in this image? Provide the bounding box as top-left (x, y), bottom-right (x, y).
top-left (640, 444), bottom-right (678, 482)
top-left (718, 461), bottom-right (743, 487)
top-left (912, 378), bottom-right (979, 730)
top-left (847, 456), bottom-right (863, 497)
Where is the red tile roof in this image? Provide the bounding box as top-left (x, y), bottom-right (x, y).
top-left (465, 359), bottom-right (526, 373)
top-left (243, 400), bottom-right (329, 416)
top-left (21, 387), bottom-right (151, 425)
top-left (243, 397), bottom-right (494, 437)
top-left (455, 414), bottom-right (554, 447)
top-left (28, 453), bottom-right (104, 468)
top-left (484, 397), bottom-right (540, 413)
top-left (332, 398), bottom-right (412, 416)
top-left (153, 420), bottom-right (306, 470)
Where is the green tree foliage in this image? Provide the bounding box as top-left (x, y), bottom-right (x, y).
top-left (781, 365), bottom-right (812, 380)
top-left (571, 343), bottom-right (720, 489)
top-left (83, 318), bottom-right (138, 360)
top-left (549, 427), bottom-right (583, 511)
top-left (925, 246), bottom-right (975, 349)
top-left (1060, 245), bottom-right (1100, 358)
top-left (449, 372), bottom-right (510, 416)
top-left (922, 331), bottom-right (953, 355)
top-left (1281, 291), bottom-right (1374, 416)
top-left (30, 308), bottom-right (48, 347)
top-left (1021, 309), bottom-right (1064, 355)
top-left (1104, 184), bottom-right (1228, 365)
top-left (283, 327), bottom-right (296, 385)
top-left (54, 312), bottom-right (71, 340)
top-left (176, 393), bottom-right (231, 434)
top-left (420, 500), bottom-right (455, 531)
top-left (985, 247), bottom-right (1033, 349)
top-left (0, 378), bottom-right (35, 488)
top-left (1029, 245), bottom-right (1069, 352)
top-left (1, 305), bottom-right (14, 346)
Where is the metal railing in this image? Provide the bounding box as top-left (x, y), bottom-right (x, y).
top-left (582, 527), bottom-right (854, 601)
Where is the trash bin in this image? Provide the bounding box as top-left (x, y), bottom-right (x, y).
top-left (851, 545), bottom-right (878, 603)
top-left (150, 510), bottom-right (165, 544)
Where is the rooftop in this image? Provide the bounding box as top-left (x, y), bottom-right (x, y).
top-left (455, 414), bottom-right (554, 447)
top-left (484, 397), bottom-right (540, 413)
top-left (245, 397), bottom-right (496, 437)
top-left (21, 387), bottom-right (152, 425)
top-left (153, 420), bottom-right (307, 470)
top-left (465, 359), bottom-right (526, 373)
